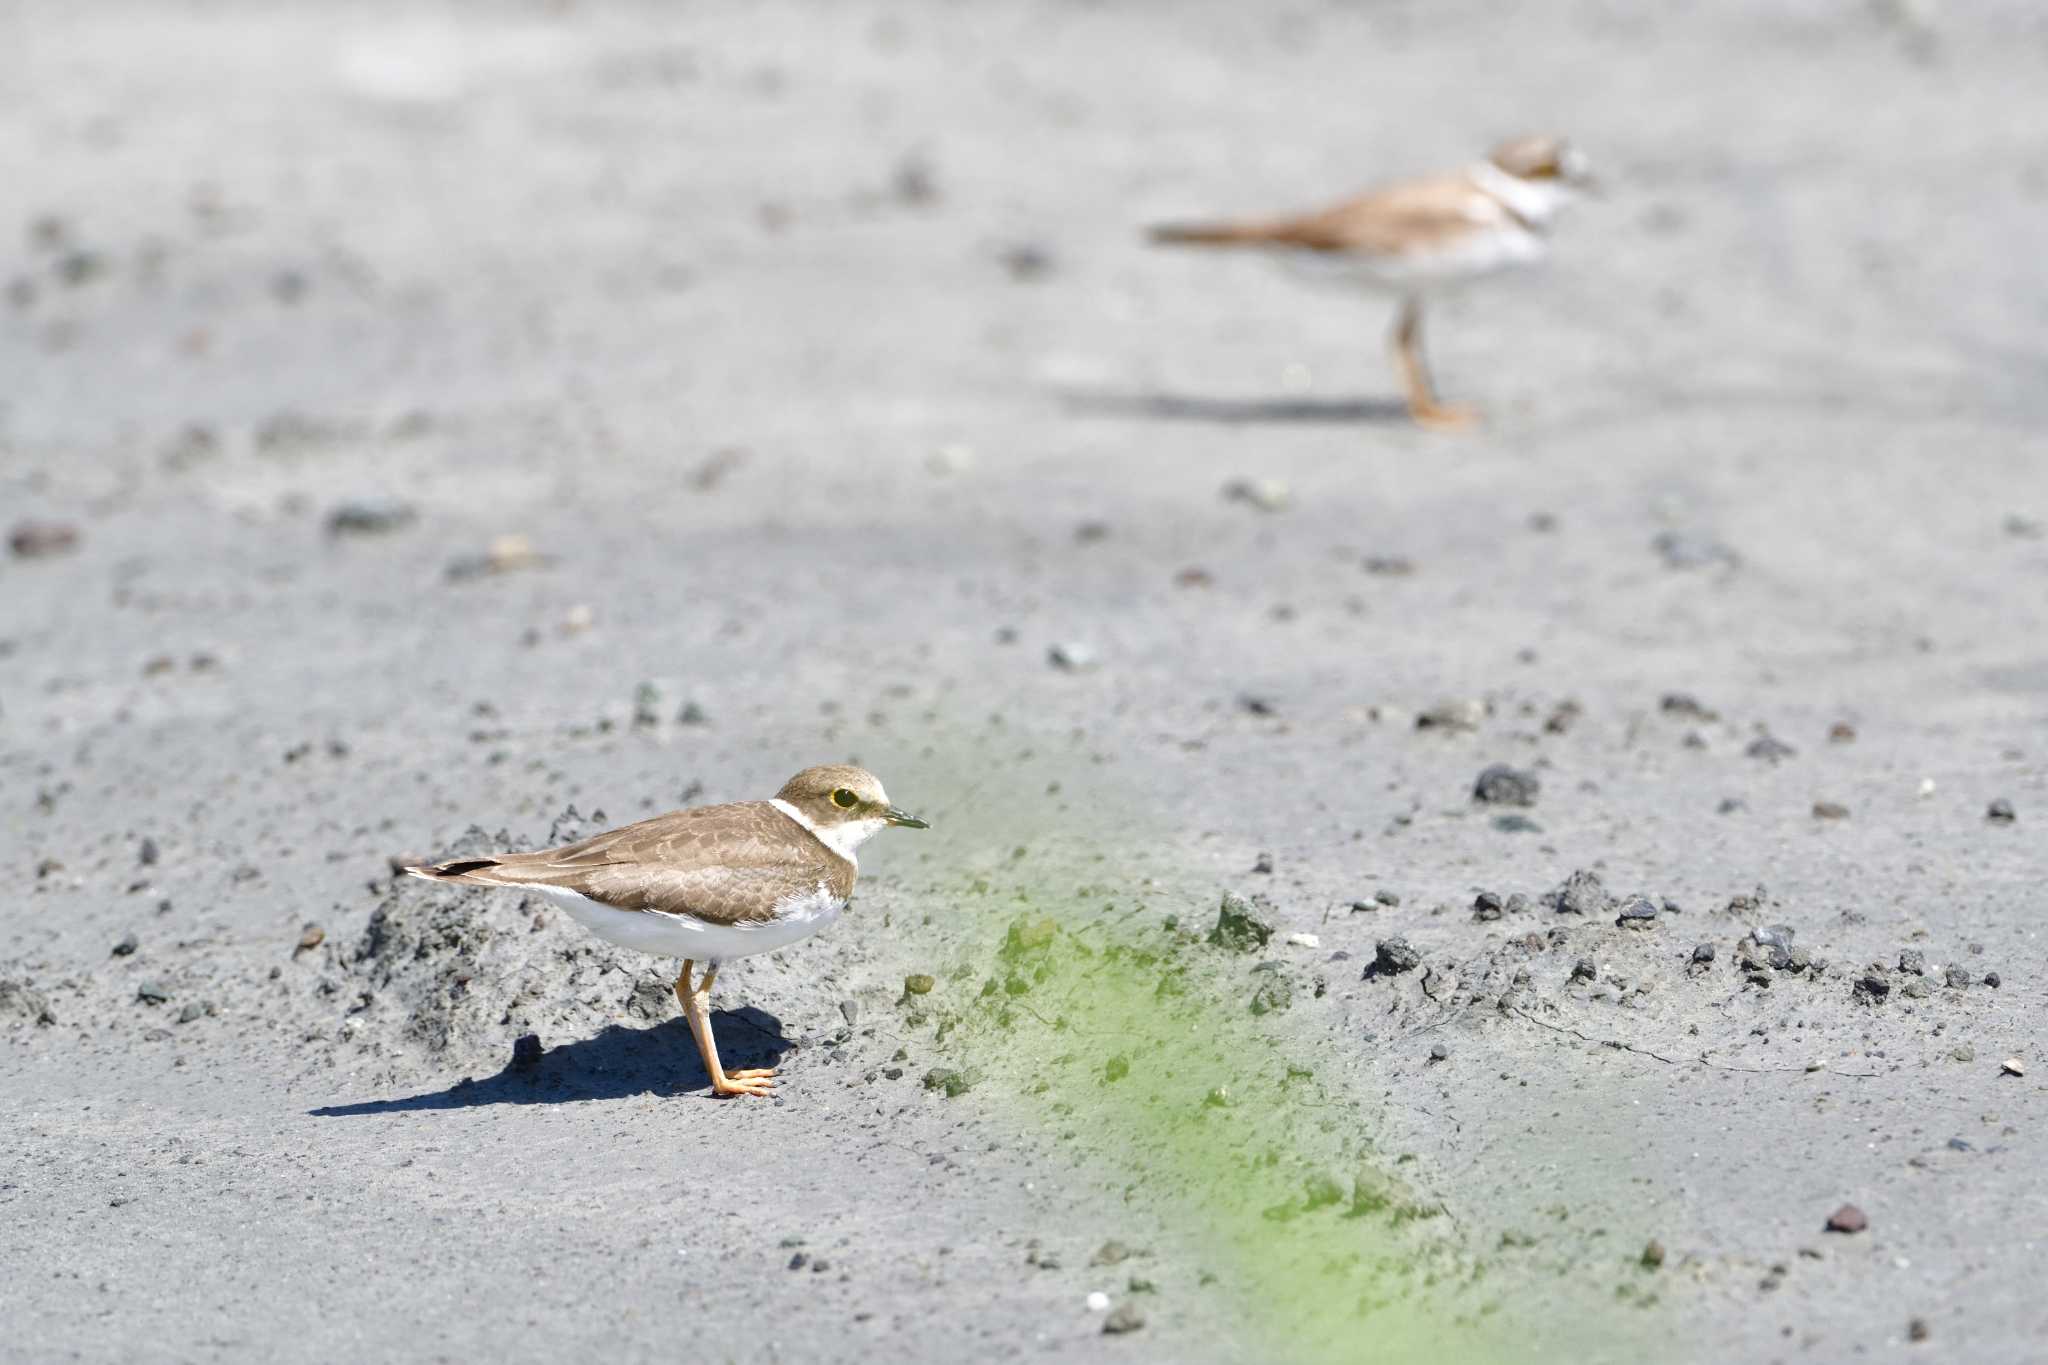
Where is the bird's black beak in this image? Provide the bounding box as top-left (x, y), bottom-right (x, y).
top-left (883, 806), bottom-right (929, 829)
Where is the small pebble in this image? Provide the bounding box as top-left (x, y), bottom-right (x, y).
top-left (1812, 801), bottom-right (1850, 820)
top-left (1102, 1303), bottom-right (1146, 1335)
top-left (1086, 1291), bottom-right (1111, 1313)
top-left (902, 974), bottom-right (934, 996)
top-left (1640, 1240), bottom-right (1665, 1269)
top-left (1691, 943), bottom-right (1716, 964)
top-left (295, 924), bottom-right (326, 953)
top-left (1427, 1042), bottom-right (1449, 1062)
top-left (1908, 1317), bottom-right (1929, 1344)
top-left (1472, 764), bottom-right (1540, 807)
top-left (1825, 1204), bottom-right (1868, 1234)
top-left (1284, 933), bottom-right (1320, 949)
top-left (111, 933), bottom-right (139, 957)
top-left (1986, 799), bottom-right (2015, 824)
top-left (2001, 1057), bottom-right (2025, 1077)
top-left (1047, 642), bottom-right (1098, 673)
top-left (1746, 735), bottom-right (1796, 763)
top-left (8, 520), bottom-right (80, 559)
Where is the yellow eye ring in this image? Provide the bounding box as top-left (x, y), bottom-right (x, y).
top-left (831, 788), bottom-right (858, 809)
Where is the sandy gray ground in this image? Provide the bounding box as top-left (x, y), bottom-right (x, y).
top-left (4, 2), bottom-right (2047, 1361)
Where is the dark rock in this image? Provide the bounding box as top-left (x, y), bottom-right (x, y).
top-left (1543, 700), bottom-right (1582, 734)
top-left (1640, 1239), bottom-right (1665, 1269)
top-left (902, 974), bottom-right (935, 995)
top-left (1472, 892), bottom-right (1504, 922)
top-left (1898, 950), bottom-right (1925, 976)
top-left (1374, 889), bottom-right (1401, 908)
top-left (1902, 977), bottom-right (1931, 999)
top-left (136, 979), bottom-right (171, 1005)
top-left (325, 501), bottom-right (418, 537)
top-left (1570, 958), bottom-right (1597, 983)
top-left (111, 933), bottom-right (139, 957)
top-left (1427, 1042), bottom-right (1449, 1062)
top-left (1416, 698), bottom-right (1486, 732)
top-left (1102, 1303), bottom-right (1146, 1335)
top-left (1854, 970), bottom-right (1891, 1004)
top-left (1547, 869), bottom-right (1614, 917)
top-left (1615, 897), bottom-right (1659, 929)
top-left (1691, 943), bottom-right (1716, 964)
top-left (1828, 721), bottom-right (1858, 743)
top-left (1824, 1204), bottom-right (1868, 1234)
top-left (1984, 972), bottom-right (2000, 989)
top-left (1367, 938), bottom-right (1421, 977)
top-left (1908, 1318), bottom-right (1930, 1344)
top-left (1659, 692), bottom-right (1717, 721)
top-left (1250, 851), bottom-right (1274, 874)
top-left (1812, 801), bottom-right (1850, 821)
top-left (1361, 554), bottom-right (1414, 576)
top-left (8, 520), bottom-right (80, 559)
top-left (138, 838), bottom-right (159, 866)
top-left (1209, 893), bottom-right (1274, 953)
top-left (1473, 764), bottom-right (1540, 807)
top-left (1986, 799), bottom-right (2016, 824)
top-left (511, 1034), bottom-right (544, 1069)
top-left (787, 1252), bottom-right (809, 1271)
top-left (1944, 965), bottom-right (1971, 991)
top-left (1746, 735), bottom-right (1796, 763)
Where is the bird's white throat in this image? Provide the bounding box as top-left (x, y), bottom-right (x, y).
top-left (769, 799), bottom-right (886, 865)
top-left (1469, 160), bottom-right (1575, 227)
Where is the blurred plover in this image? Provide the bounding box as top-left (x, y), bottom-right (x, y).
top-left (1149, 135), bottom-right (1593, 429)
top-left (406, 765), bottom-right (927, 1098)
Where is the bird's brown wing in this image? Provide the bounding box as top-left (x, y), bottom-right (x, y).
top-left (410, 801), bottom-right (852, 925)
top-left (1152, 173), bottom-right (1508, 257)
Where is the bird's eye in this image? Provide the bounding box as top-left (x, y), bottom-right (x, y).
top-left (832, 788), bottom-right (858, 809)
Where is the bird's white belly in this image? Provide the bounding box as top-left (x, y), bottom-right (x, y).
top-left (520, 883), bottom-right (845, 965)
top-left (1273, 225), bottom-right (1546, 294)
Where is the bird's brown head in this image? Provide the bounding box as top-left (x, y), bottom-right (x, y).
top-left (773, 764), bottom-right (927, 857)
top-left (1488, 134), bottom-right (1594, 190)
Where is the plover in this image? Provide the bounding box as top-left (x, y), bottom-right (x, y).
top-left (405, 765), bottom-right (927, 1098)
top-left (1149, 135), bottom-right (1593, 429)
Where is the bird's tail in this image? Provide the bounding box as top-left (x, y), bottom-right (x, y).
top-left (403, 857), bottom-right (503, 884)
top-left (1147, 220), bottom-right (1279, 247)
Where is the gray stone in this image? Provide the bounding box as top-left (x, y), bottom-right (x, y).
top-left (1369, 938), bottom-right (1421, 977)
top-left (1548, 869), bottom-right (1614, 916)
top-left (1473, 764), bottom-right (1540, 807)
top-left (1208, 894), bottom-right (1273, 953)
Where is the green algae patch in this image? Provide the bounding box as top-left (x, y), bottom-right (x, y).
top-left (910, 906), bottom-right (1523, 1364)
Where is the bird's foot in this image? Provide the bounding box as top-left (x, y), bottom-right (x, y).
top-left (1410, 401), bottom-right (1481, 432)
top-left (711, 1069), bottom-right (777, 1098)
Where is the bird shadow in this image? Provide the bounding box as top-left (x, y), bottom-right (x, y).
top-left (1060, 389), bottom-right (1408, 426)
top-left (307, 1007), bottom-right (794, 1116)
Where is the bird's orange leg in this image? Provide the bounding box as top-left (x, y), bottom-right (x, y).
top-left (676, 962), bottom-right (775, 1098)
top-left (1391, 296), bottom-right (1479, 431)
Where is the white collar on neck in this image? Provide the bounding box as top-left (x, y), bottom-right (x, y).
top-left (1468, 160), bottom-right (1571, 229)
top-left (769, 798), bottom-right (885, 867)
